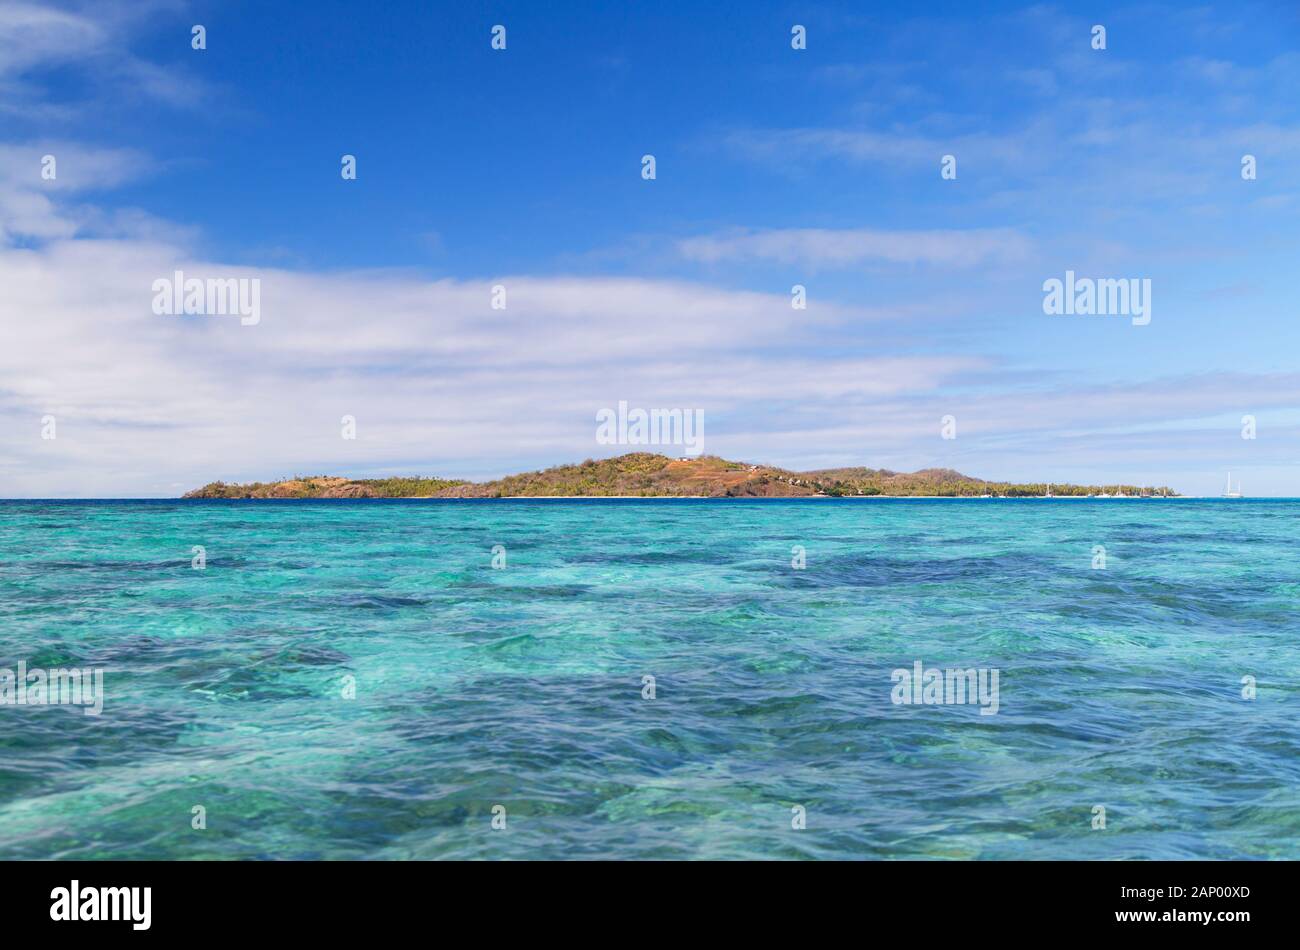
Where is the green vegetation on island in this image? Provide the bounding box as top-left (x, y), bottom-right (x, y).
top-left (186, 475), bottom-right (469, 499)
top-left (184, 453), bottom-right (1177, 499)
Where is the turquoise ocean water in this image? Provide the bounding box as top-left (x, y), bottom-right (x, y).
top-left (0, 498), bottom-right (1296, 860)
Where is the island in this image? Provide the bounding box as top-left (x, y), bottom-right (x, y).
top-left (183, 453), bottom-right (1177, 499)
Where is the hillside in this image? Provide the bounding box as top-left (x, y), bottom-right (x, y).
top-left (183, 453), bottom-right (1177, 498)
top-left (184, 475), bottom-right (469, 499)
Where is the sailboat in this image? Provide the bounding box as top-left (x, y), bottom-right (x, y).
top-left (1222, 472), bottom-right (1243, 498)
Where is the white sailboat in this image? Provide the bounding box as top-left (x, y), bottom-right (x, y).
top-left (1222, 472), bottom-right (1243, 498)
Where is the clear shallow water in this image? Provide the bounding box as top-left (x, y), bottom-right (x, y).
top-left (0, 498), bottom-right (1296, 860)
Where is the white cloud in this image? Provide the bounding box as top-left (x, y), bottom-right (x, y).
top-left (3, 220), bottom-right (944, 494)
top-left (0, 142), bottom-right (156, 242)
top-left (723, 125), bottom-right (1038, 173)
top-left (0, 0), bottom-right (205, 117)
top-left (677, 227), bottom-right (1032, 269)
top-left (0, 2), bottom-right (106, 77)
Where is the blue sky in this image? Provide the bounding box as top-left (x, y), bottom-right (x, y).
top-left (2, 0), bottom-right (1300, 495)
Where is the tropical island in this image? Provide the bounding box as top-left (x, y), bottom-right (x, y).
top-left (183, 453), bottom-right (1177, 499)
